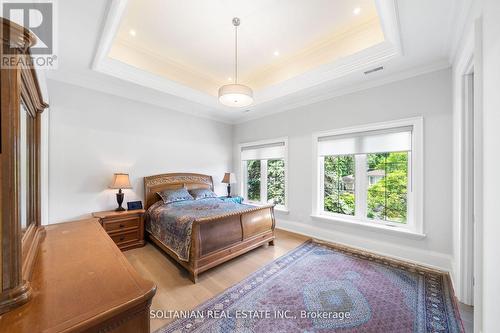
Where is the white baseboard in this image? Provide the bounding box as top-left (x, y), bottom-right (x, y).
top-left (276, 219), bottom-right (453, 273)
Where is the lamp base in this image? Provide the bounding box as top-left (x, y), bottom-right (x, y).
top-left (115, 190), bottom-right (125, 211)
top-left (227, 184), bottom-right (232, 198)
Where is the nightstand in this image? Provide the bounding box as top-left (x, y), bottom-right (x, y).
top-left (219, 196), bottom-right (244, 204)
top-left (92, 209), bottom-right (145, 251)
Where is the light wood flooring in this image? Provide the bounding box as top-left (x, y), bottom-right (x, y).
top-left (458, 303), bottom-right (474, 333)
top-left (124, 229), bottom-right (309, 332)
top-left (125, 229), bottom-right (473, 332)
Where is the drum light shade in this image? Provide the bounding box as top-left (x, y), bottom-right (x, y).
top-left (218, 84), bottom-right (253, 108)
top-left (219, 17), bottom-right (253, 108)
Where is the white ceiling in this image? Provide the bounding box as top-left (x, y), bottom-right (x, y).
top-left (114, 0), bottom-right (379, 86)
top-left (45, 0), bottom-right (468, 123)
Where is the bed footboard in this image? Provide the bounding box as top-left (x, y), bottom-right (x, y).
top-left (187, 205), bottom-right (275, 282)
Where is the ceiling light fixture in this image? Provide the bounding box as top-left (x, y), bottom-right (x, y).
top-left (353, 7), bottom-right (361, 15)
top-left (218, 17), bottom-right (253, 108)
top-left (274, 50), bottom-right (280, 57)
top-left (129, 29), bottom-right (137, 37)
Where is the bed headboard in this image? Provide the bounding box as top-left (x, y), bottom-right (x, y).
top-left (143, 173), bottom-right (214, 210)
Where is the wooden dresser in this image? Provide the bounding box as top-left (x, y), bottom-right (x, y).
top-left (92, 210), bottom-right (146, 251)
top-left (0, 220), bottom-right (156, 332)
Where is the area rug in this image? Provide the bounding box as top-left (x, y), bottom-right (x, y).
top-left (156, 240), bottom-right (463, 333)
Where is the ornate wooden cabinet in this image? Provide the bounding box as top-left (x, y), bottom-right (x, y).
top-left (0, 17), bottom-right (48, 314)
top-left (0, 18), bottom-right (156, 332)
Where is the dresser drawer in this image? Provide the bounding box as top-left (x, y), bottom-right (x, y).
top-left (102, 217), bottom-right (140, 232)
top-left (110, 229), bottom-right (141, 245)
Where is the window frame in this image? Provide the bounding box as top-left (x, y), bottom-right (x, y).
top-left (312, 118), bottom-right (423, 235)
top-left (239, 137), bottom-right (289, 211)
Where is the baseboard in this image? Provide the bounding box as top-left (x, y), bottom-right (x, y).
top-left (276, 219), bottom-right (453, 273)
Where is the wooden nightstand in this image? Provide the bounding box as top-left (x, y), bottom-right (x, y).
top-left (92, 209), bottom-right (146, 251)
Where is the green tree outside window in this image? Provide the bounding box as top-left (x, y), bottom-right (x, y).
top-left (267, 159), bottom-right (285, 205)
top-left (367, 152), bottom-right (408, 223)
top-left (247, 160), bottom-right (261, 201)
top-left (324, 155), bottom-right (355, 215)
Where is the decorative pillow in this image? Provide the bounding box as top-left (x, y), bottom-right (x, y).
top-left (157, 188), bottom-right (194, 204)
top-left (189, 188), bottom-right (217, 200)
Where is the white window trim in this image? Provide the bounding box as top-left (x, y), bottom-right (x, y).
top-left (239, 137), bottom-right (289, 211)
top-left (312, 117), bottom-right (424, 236)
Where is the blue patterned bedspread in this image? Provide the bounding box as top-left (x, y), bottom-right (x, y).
top-left (145, 198), bottom-right (254, 262)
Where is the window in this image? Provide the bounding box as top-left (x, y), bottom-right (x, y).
top-left (324, 155), bottom-right (355, 215)
top-left (367, 152), bottom-right (408, 223)
top-left (240, 138), bottom-right (288, 209)
top-left (314, 118), bottom-right (423, 233)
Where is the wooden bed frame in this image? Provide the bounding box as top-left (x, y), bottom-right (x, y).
top-left (143, 173), bottom-right (275, 283)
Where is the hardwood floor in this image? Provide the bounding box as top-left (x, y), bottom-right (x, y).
top-left (458, 303), bottom-right (474, 333)
top-left (124, 229), bottom-right (309, 332)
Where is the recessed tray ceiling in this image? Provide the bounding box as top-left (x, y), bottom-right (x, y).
top-left (108, 0), bottom-right (385, 96)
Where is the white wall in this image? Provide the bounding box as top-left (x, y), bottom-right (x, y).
top-left (233, 69), bottom-right (453, 270)
top-left (47, 80), bottom-right (233, 223)
top-left (481, 0), bottom-right (500, 330)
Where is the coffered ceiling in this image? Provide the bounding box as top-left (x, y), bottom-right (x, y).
top-left (109, 0), bottom-right (384, 96)
top-left (45, 0), bottom-right (466, 123)
top-left (93, 0), bottom-right (402, 113)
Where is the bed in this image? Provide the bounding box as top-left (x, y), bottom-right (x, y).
top-left (143, 173), bottom-right (275, 283)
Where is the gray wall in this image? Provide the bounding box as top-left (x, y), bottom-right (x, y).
top-left (48, 80), bottom-right (233, 222)
top-left (233, 69), bottom-right (453, 269)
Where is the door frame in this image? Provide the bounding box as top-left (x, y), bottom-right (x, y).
top-left (454, 17), bottom-right (483, 333)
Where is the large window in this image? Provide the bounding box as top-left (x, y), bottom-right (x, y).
top-left (315, 119), bottom-right (423, 233)
top-left (240, 139), bottom-right (288, 209)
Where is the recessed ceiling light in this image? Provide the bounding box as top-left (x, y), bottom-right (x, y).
top-left (273, 50), bottom-right (280, 57)
top-left (353, 7), bottom-right (361, 15)
top-left (227, 77), bottom-right (232, 82)
top-left (129, 29), bottom-right (137, 37)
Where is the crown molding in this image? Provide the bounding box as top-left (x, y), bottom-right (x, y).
top-left (45, 71), bottom-right (234, 124)
top-left (448, 0), bottom-right (480, 65)
top-left (92, 0), bottom-right (129, 71)
top-left (113, 37), bottom-right (223, 88)
top-left (235, 60), bottom-right (451, 124)
top-left (244, 17), bottom-right (385, 87)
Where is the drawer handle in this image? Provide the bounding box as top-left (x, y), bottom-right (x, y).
top-left (119, 224), bottom-right (125, 228)
top-left (119, 236), bottom-right (125, 241)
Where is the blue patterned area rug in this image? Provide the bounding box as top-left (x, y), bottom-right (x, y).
top-left (156, 240), bottom-right (463, 333)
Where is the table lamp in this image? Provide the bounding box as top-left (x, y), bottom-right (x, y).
top-left (110, 173), bottom-right (132, 211)
top-left (222, 172), bottom-right (237, 197)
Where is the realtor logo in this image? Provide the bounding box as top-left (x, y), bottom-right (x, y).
top-left (1, 0), bottom-right (57, 68)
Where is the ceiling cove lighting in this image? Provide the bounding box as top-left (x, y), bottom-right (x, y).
top-left (218, 17), bottom-right (254, 108)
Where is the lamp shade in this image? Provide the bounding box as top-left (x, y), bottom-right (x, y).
top-left (222, 172), bottom-right (237, 184)
top-left (110, 173), bottom-right (132, 189)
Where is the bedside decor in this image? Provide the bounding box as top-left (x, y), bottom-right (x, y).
top-left (221, 172), bottom-right (237, 197)
top-left (127, 200), bottom-right (143, 211)
top-left (219, 196), bottom-right (244, 204)
top-left (110, 173), bottom-right (132, 211)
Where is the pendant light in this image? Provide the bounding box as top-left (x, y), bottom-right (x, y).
top-left (218, 17), bottom-right (253, 108)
